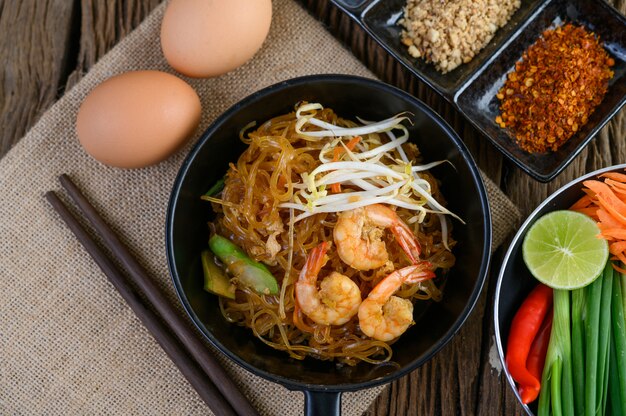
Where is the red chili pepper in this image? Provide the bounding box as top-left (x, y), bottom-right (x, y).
top-left (505, 283), bottom-right (553, 403)
top-left (518, 309), bottom-right (553, 404)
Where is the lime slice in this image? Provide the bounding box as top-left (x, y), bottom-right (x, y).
top-left (522, 210), bottom-right (609, 290)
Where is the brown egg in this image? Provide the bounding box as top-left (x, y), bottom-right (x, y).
top-left (160, 0), bottom-right (272, 78)
top-left (76, 70), bottom-right (201, 168)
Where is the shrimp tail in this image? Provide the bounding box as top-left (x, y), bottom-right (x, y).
top-left (402, 261), bottom-right (436, 284)
top-left (391, 222), bottom-right (422, 264)
top-left (301, 241), bottom-right (330, 282)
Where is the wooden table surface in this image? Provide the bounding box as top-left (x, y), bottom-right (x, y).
top-left (2, 1), bottom-right (625, 415)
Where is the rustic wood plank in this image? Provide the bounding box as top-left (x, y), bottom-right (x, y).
top-left (64, 0), bottom-right (161, 90)
top-left (0, 0), bottom-right (78, 155)
top-left (0, 0), bottom-right (161, 157)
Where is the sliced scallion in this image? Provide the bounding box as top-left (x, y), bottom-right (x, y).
top-left (611, 271), bottom-right (626, 411)
top-left (538, 289), bottom-right (574, 416)
top-left (571, 288), bottom-right (586, 416)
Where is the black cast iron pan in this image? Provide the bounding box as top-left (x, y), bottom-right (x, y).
top-left (166, 74), bottom-right (491, 415)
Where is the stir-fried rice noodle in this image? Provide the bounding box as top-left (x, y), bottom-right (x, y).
top-left (208, 103), bottom-right (456, 366)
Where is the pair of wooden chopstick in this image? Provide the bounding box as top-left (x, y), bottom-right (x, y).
top-left (45, 174), bottom-right (258, 416)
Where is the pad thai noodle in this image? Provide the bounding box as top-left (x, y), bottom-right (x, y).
top-left (202, 102), bottom-right (457, 365)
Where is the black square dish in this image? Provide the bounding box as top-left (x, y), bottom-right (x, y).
top-left (331, 0), bottom-right (626, 182)
top-left (454, 0), bottom-right (626, 182)
top-left (331, 0), bottom-right (546, 98)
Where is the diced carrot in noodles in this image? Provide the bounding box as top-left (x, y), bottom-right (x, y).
top-left (277, 174), bottom-right (288, 189)
top-left (330, 136), bottom-right (361, 193)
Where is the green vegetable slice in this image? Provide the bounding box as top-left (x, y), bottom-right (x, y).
top-left (209, 234), bottom-right (279, 295)
top-left (201, 250), bottom-right (235, 299)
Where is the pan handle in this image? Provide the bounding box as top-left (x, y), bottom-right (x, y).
top-left (304, 391), bottom-right (342, 416)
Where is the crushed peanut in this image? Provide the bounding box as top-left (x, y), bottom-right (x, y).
top-left (399, 0), bottom-right (521, 74)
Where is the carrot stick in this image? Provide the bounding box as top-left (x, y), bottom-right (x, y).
top-left (577, 173), bottom-right (626, 275)
top-left (613, 252), bottom-right (626, 266)
top-left (613, 263), bottom-right (626, 274)
top-left (574, 207), bottom-right (599, 219)
top-left (602, 178), bottom-right (626, 205)
top-left (601, 229), bottom-right (626, 241)
top-left (571, 194), bottom-right (594, 211)
top-left (604, 178), bottom-right (626, 193)
top-left (597, 209), bottom-right (623, 229)
top-left (583, 188), bottom-right (598, 199)
top-left (610, 241), bottom-right (626, 255)
top-left (583, 181), bottom-right (626, 226)
top-left (600, 172), bottom-right (626, 182)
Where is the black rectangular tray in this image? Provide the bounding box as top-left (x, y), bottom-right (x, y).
top-left (330, 0), bottom-right (626, 182)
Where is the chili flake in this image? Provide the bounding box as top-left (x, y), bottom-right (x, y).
top-left (496, 23), bottom-right (614, 153)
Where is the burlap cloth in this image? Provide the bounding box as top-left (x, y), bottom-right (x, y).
top-left (0, 1), bottom-right (521, 414)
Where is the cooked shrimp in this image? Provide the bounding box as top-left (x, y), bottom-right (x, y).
top-left (358, 262), bottom-right (435, 341)
top-left (295, 241), bottom-right (362, 326)
top-left (333, 204), bottom-right (422, 271)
